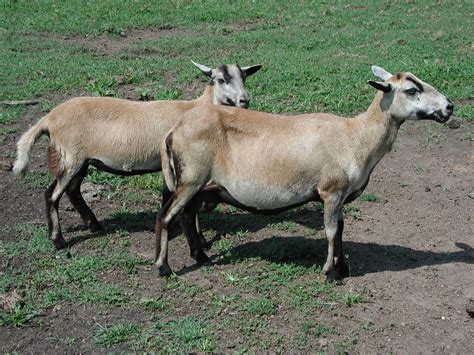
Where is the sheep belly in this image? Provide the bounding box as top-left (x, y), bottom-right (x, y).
top-left (223, 180), bottom-right (316, 210)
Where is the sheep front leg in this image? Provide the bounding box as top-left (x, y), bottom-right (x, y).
top-left (155, 186), bottom-right (201, 276)
top-left (322, 196), bottom-right (347, 281)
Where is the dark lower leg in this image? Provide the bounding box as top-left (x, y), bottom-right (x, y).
top-left (182, 208), bottom-right (209, 264)
top-left (66, 165), bottom-right (102, 231)
top-left (155, 193), bottom-right (175, 276)
top-left (45, 180), bottom-right (67, 249)
top-left (334, 219), bottom-right (349, 277)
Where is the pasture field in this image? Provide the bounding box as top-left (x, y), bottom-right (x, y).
top-left (1, 1), bottom-right (473, 352)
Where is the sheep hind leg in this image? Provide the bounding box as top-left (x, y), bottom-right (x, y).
top-left (182, 194), bottom-right (210, 264)
top-left (155, 185), bottom-right (202, 276)
top-left (65, 163), bottom-right (102, 232)
top-left (45, 170), bottom-right (78, 249)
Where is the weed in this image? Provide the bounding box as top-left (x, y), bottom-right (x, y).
top-left (85, 78), bottom-right (118, 97)
top-left (22, 171), bottom-right (52, 189)
top-left (0, 106), bottom-right (25, 124)
top-left (240, 297), bottom-right (275, 316)
top-left (154, 316), bottom-right (216, 352)
top-left (341, 290), bottom-right (364, 307)
top-left (139, 297), bottom-right (166, 311)
top-left (360, 193), bottom-right (378, 202)
top-left (135, 87), bottom-right (152, 100)
top-left (0, 127), bottom-right (17, 144)
top-left (127, 174), bottom-right (163, 192)
top-left (234, 229), bottom-right (250, 238)
top-left (0, 304), bottom-right (39, 327)
top-left (93, 322), bottom-right (140, 348)
top-left (268, 220), bottom-right (299, 232)
top-left (86, 169), bottom-right (126, 187)
top-left (344, 203), bottom-right (361, 219)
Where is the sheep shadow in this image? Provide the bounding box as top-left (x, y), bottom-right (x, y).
top-left (176, 236), bottom-right (474, 277)
top-left (65, 203), bottom-right (324, 248)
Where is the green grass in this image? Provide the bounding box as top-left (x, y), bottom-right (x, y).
top-left (360, 193), bottom-right (379, 202)
top-left (1, 1), bottom-right (472, 118)
top-left (93, 322), bottom-right (140, 348)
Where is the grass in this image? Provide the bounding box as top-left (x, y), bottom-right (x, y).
top-left (1, 2), bottom-right (472, 118)
top-left (1, 1), bottom-right (473, 352)
top-left (93, 322), bottom-right (140, 348)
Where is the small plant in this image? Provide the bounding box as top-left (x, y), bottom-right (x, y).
top-left (128, 174), bottom-right (163, 192)
top-left (344, 203), bottom-right (361, 219)
top-left (85, 78), bottom-right (118, 97)
top-left (268, 220), bottom-right (299, 232)
top-left (139, 297), bottom-right (166, 311)
top-left (341, 290), bottom-right (364, 307)
top-left (214, 238), bottom-right (236, 254)
top-left (154, 88), bottom-right (182, 100)
top-left (0, 106), bottom-right (25, 124)
top-left (93, 322), bottom-right (140, 348)
top-left (135, 87), bottom-right (152, 101)
top-left (154, 316), bottom-right (216, 352)
top-left (224, 271), bottom-right (241, 285)
top-left (0, 304), bottom-right (38, 327)
top-left (360, 193), bottom-right (378, 202)
top-left (22, 171), bottom-right (52, 189)
top-left (234, 229), bottom-right (250, 238)
top-left (0, 127), bottom-right (16, 144)
top-left (241, 297), bottom-right (275, 316)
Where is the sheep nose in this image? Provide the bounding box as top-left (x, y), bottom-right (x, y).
top-left (446, 101), bottom-right (454, 113)
top-left (239, 98), bottom-right (249, 108)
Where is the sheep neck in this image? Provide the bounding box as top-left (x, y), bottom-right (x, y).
top-left (352, 92), bottom-right (403, 171)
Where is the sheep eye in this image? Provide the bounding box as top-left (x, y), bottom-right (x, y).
top-left (217, 78), bottom-right (226, 84)
top-left (405, 88), bottom-right (417, 96)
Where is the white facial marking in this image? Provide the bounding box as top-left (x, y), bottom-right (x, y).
top-left (213, 64), bottom-right (249, 108)
top-left (389, 74), bottom-right (452, 122)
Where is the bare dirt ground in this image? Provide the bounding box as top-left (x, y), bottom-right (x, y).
top-left (1, 100), bottom-right (473, 352)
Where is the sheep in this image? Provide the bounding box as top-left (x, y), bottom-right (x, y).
top-left (155, 65), bottom-right (453, 280)
top-left (12, 61), bottom-right (262, 249)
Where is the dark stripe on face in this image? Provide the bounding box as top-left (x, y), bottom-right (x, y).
top-left (218, 64), bottom-right (232, 83)
top-left (406, 77), bottom-right (424, 92)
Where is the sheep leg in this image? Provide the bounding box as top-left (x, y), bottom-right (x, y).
top-left (45, 171), bottom-right (77, 249)
top-left (322, 196), bottom-right (345, 281)
top-left (164, 183), bottom-right (210, 250)
top-left (155, 185), bottom-right (201, 276)
top-left (65, 163), bottom-right (102, 232)
top-left (181, 194), bottom-right (210, 264)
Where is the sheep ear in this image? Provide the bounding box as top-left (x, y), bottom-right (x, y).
top-left (368, 80), bottom-right (392, 93)
top-left (371, 65), bottom-right (392, 81)
top-left (191, 60), bottom-right (212, 77)
top-left (241, 64), bottom-right (262, 77)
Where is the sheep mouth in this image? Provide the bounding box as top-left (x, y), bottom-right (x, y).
top-left (417, 110), bottom-right (451, 123)
top-left (224, 98), bottom-right (236, 107)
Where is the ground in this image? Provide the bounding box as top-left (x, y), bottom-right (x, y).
top-left (1, 101), bottom-right (472, 352)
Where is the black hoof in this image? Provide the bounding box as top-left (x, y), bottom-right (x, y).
top-left (89, 221), bottom-right (103, 232)
top-left (338, 262), bottom-right (349, 278)
top-left (53, 237), bottom-right (68, 250)
top-left (324, 268), bottom-right (343, 284)
top-left (159, 264), bottom-right (173, 277)
top-left (193, 250), bottom-right (210, 265)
